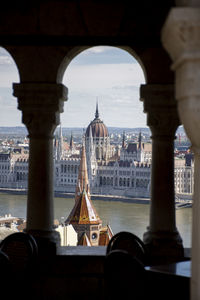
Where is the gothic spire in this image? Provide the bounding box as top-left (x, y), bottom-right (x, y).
top-left (122, 131), bottom-right (126, 149)
top-left (138, 131), bottom-right (142, 149)
top-left (65, 143), bottom-right (102, 226)
top-left (70, 131), bottom-right (74, 150)
top-left (95, 99), bottom-right (99, 119)
top-left (74, 142), bottom-right (90, 202)
top-left (57, 124), bottom-right (63, 160)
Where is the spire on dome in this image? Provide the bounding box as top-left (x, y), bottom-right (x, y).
top-left (95, 99), bottom-right (99, 119)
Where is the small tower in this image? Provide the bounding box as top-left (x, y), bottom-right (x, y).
top-left (70, 131), bottom-right (74, 151)
top-left (54, 125), bottom-right (63, 161)
top-left (86, 125), bottom-right (98, 190)
top-left (85, 101), bottom-right (111, 162)
top-left (65, 143), bottom-right (102, 246)
top-left (122, 131), bottom-right (126, 149)
top-left (137, 131), bottom-right (144, 162)
top-left (57, 124), bottom-right (63, 160)
top-left (138, 131), bottom-right (142, 150)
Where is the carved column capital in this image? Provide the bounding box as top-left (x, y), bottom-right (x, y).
top-left (162, 8), bottom-right (200, 101)
top-left (162, 8), bottom-right (200, 67)
top-left (13, 83), bottom-right (68, 138)
top-left (140, 84), bottom-right (180, 138)
top-left (162, 8), bottom-right (200, 150)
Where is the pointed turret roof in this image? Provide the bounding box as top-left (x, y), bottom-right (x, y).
top-left (70, 131), bottom-right (74, 150)
top-left (66, 189), bottom-right (101, 225)
top-left (138, 131), bottom-right (142, 150)
top-left (95, 100), bottom-right (99, 119)
top-left (65, 144), bottom-right (102, 225)
top-left (122, 131), bottom-right (126, 149)
top-left (74, 143), bottom-right (90, 202)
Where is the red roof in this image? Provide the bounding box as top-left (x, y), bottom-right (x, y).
top-left (66, 189), bottom-right (102, 225)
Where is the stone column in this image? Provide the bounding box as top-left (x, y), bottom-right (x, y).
top-left (141, 84), bottom-right (184, 263)
top-left (13, 83), bottom-right (68, 249)
top-left (162, 7), bottom-right (200, 299)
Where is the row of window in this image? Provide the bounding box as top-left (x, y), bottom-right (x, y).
top-left (99, 176), bottom-right (150, 189)
top-left (98, 170), bottom-right (114, 175)
top-left (136, 171), bottom-right (150, 177)
top-left (119, 171), bottom-right (131, 176)
top-left (0, 164), bottom-right (28, 171)
top-left (98, 170), bottom-right (150, 177)
top-left (0, 172), bottom-right (28, 182)
top-left (60, 178), bottom-right (77, 183)
top-left (60, 164), bottom-right (79, 173)
top-left (175, 173), bottom-right (191, 178)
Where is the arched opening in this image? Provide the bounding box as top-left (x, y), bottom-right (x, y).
top-left (54, 46), bottom-right (151, 244)
top-left (0, 47), bottom-right (27, 240)
top-left (52, 45), bottom-right (192, 248)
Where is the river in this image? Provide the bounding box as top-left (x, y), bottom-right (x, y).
top-left (0, 193), bottom-right (192, 248)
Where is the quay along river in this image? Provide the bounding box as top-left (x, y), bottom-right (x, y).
top-left (0, 192), bottom-right (192, 248)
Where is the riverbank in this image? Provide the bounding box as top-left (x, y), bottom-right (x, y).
top-left (0, 188), bottom-right (150, 204)
top-left (55, 191), bottom-right (150, 204)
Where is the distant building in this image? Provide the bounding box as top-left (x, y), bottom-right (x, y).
top-left (0, 105), bottom-right (194, 200)
top-left (0, 151), bottom-right (28, 189)
top-left (120, 132), bottom-right (152, 163)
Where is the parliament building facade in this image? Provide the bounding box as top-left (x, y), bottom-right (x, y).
top-left (0, 105), bottom-right (193, 200)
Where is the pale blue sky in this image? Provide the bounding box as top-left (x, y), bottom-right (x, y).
top-left (0, 46), bottom-right (146, 128)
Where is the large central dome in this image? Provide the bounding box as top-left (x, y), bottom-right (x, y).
top-left (86, 103), bottom-right (109, 138)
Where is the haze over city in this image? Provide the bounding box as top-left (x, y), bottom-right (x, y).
top-left (0, 46), bottom-right (146, 128)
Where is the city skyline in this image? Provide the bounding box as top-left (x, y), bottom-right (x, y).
top-left (0, 46), bottom-right (146, 128)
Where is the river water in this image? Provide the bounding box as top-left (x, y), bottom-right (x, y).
top-left (0, 193), bottom-right (192, 248)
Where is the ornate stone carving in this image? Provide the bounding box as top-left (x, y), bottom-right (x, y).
top-left (162, 8), bottom-right (200, 64)
top-left (13, 83), bottom-right (68, 138)
top-left (162, 8), bottom-right (200, 149)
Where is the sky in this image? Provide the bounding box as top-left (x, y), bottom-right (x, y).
top-left (0, 46), bottom-right (147, 128)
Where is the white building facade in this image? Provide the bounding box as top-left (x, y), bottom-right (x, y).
top-left (0, 107), bottom-right (194, 200)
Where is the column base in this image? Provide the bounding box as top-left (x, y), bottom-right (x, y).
top-left (25, 229), bottom-right (61, 257)
top-left (143, 229), bottom-right (184, 265)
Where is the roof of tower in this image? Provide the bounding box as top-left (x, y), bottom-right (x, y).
top-left (74, 143), bottom-right (90, 202)
top-left (85, 104), bottom-right (108, 138)
top-left (65, 188), bottom-right (102, 225)
top-left (65, 143), bottom-right (102, 225)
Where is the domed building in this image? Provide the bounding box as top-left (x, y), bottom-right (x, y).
top-left (85, 103), bottom-right (112, 161)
